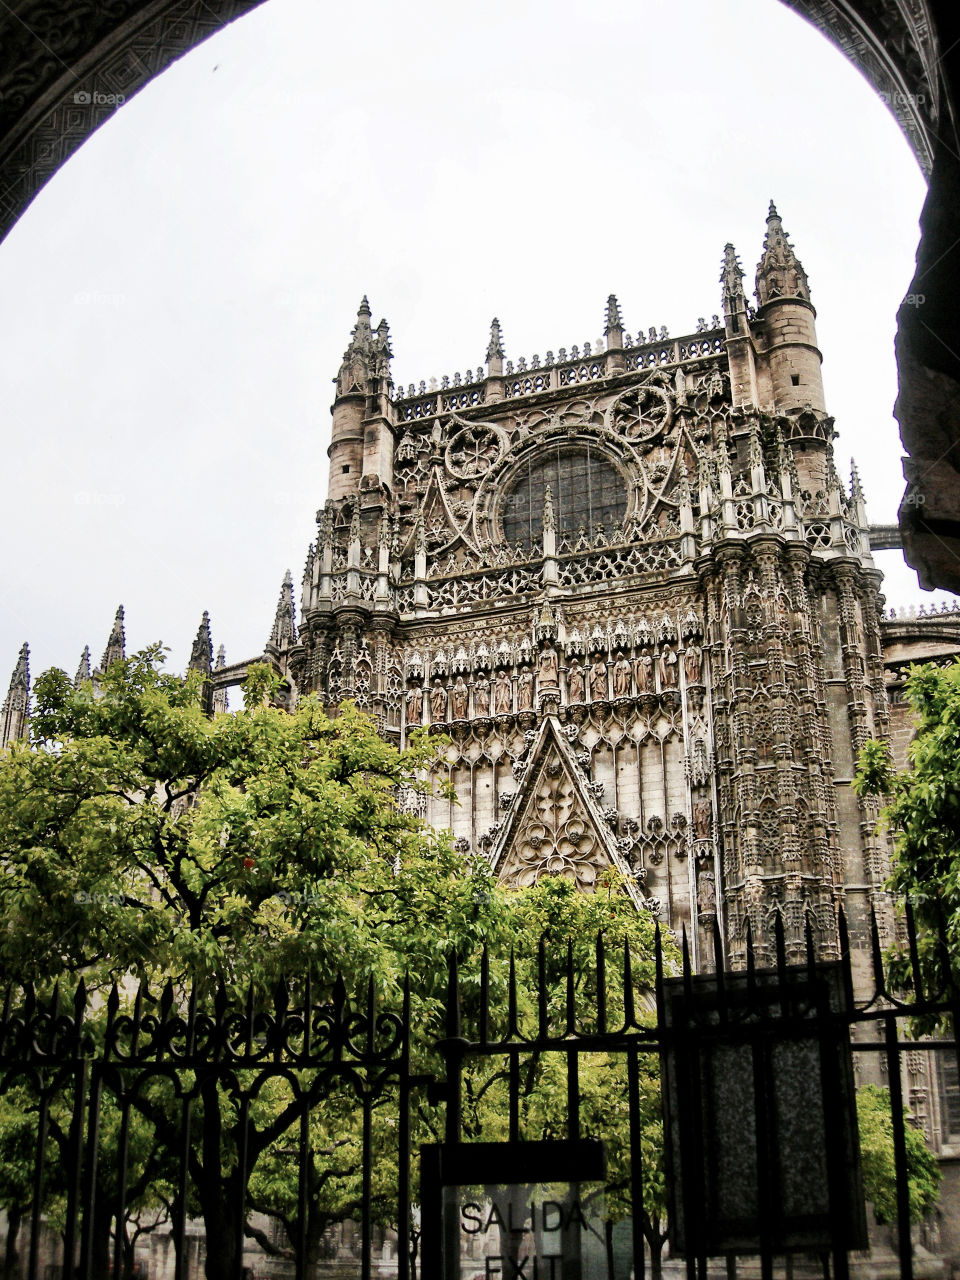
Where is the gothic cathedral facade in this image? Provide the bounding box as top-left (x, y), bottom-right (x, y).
top-left (276, 202), bottom-right (895, 977)
top-left (6, 204), bottom-right (959, 986)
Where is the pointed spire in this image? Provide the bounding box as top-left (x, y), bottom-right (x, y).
top-left (756, 201), bottom-right (810, 306)
top-left (486, 317), bottom-right (505, 363)
top-left (337, 297), bottom-right (380, 396)
top-left (301, 543), bottom-right (316, 611)
top-left (721, 243), bottom-right (746, 313)
top-left (1, 643), bottom-right (30, 747)
top-left (211, 645), bottom-right (228, 715)
top-left (268, 572), bottom-right (297, 649)
top-left (374, 317), bottom-right (392, 377)
top-left (188, 611), bottom-right (213, 674)
top-left (74, 645), bottom-right (92, 687)
top-left (100, 606), bottom-right (125, 671)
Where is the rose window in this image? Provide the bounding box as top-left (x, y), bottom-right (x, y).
top-left (501, 444), bottom-right (627, 545)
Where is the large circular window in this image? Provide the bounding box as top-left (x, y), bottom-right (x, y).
top-left (501, 444), bottom-right (627, 546)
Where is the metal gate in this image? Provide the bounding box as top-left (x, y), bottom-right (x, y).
top-left (0, 904), bottom-right (957, 1280)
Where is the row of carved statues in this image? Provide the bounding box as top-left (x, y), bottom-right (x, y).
top-left (405, 641), bottom-right (704, 723)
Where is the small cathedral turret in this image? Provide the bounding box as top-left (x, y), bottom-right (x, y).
top-left (1, 643), bottom-right (29, 747)
top-left (99, 606), bottom-right (126, 672)
top-left (212, 644), bottom-right (229, 715)
top-left (268, 571), bottom-right (297, 650)
top-left (754, 201), bottom-right (825, 413)
top-left (721, 243), bottom-right (759, 407)
top-left (328, 298), bottom-right (396, 502)
top-left (74, 645), bottom-right (91, 687)
top-left (188, 611), bottom-right (213, 674)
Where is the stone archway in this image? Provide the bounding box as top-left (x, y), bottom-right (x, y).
top-left (1, 0), bottom-right (958, 588)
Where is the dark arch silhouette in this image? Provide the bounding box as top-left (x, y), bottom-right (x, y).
top-left (0, 0), bottom-right (958, 588)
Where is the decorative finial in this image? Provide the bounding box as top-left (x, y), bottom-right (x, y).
top-left (605, 294), bottom-right (623, 333)
top-left (721, 243), bottom-right (746, 313)
top-left (486, 318), bottom-right (505, 364)
top-left (767, 199), bottom-right (779, 221)
top-left (215, 644), bottom-right (226, 670)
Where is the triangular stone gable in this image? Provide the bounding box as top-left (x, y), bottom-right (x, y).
top-left (490, 717), bottom-right (644, 908)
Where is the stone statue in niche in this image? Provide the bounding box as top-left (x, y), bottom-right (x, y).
top-left (451, 676), bottom-right (469, 720)
top-left (613, 653), bottom-right (632, 698)
top-left (430, 678), bottom-right (448, 722)
top-left (517, 666), bottom-right (534, 711)
top-left (567, 662), bottom-right (585, 704)
top-left (589, 657), bottom-right (608, 701)
top-left (684, 641), bottom-right (703, 685)
top-left (537, 644), bottom-right (559, 688)
top-left (405, 684), bottom-right (423, 725)
top-left (693, 798), bottom-right (712, 841)
top-left (697, 871), bottom-right (717, 916)
top-left (635, 649), bottom-right (653, 693)
top-left (474, 675), bottom-right (491, 717)
top-left (659, 644), bottom-right (678, 689)
top-left (494, 669), bottom-right (513, 715)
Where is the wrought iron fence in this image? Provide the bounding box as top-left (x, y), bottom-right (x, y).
top-left (1, 903), bottom-right (958, 1280)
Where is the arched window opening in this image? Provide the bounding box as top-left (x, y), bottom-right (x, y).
top-left (501, 445), bottom-right (627, 546)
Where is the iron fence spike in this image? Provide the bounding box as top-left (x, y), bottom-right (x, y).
top-left (596, 930), bottom-right (607, 1035)
top-left (624, 937), bottom-right (635, 1027)
top-left (869, 904), bottom-right (886, 996)
top-left (774, 908), bottom-right (787, 976)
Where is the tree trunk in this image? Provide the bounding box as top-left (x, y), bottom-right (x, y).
top-left (409, 1226), bottom-right (420, 1280)
top-left (2, 1204), bottom-right (22, 1278)
top-left (91, 1183), bottom-right (114, 1280)
top-left (604, 1218), bottom-right (616, 1279)
top-left (649, 1234), bottom-right (664, 1280)
top-left (199, 1174), bottom-right (245, 1280)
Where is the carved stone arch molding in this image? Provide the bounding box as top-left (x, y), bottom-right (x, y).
top-left (0, 2), bottom-right (941, 245)
top-left (0, 1), bottom-right (268, 237)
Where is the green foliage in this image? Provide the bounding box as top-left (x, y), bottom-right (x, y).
top-left (854, 659), bottom-right (960, 998)
top-left (0, 648), bottom-right (499, 996)
top-left (0, 647), bottom-right (672, 1274)
top-left (856, 1086), bottom-right (941, 1224)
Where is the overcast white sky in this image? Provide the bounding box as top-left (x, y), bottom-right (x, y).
top-left (0, 0), bottom-right (948, 688)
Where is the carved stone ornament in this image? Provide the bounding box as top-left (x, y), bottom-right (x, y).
top-left (609, 381), bottom-right (674, 443)
top-left (489, 717), bottom-right (643, 905)
top-left (445, 422), bottom-right (505, 479)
